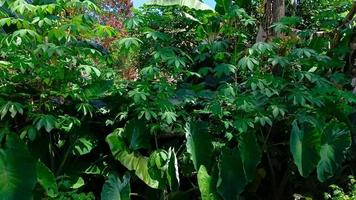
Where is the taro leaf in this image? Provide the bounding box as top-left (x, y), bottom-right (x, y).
top-left (290, 121), bottom-right (321, 177)
top-left (148, 149), bottom-right (180, 191)
top-left (36, 161), bottom-right (58, 198)
top-left (217, 148), bottom-right (247, 200)
top-left (106, 133), bottom-right (160, 189)
top-left (124, 120), bottom-right (150, 151)
top-left (166, 148), bottom-right (179, 191)
top-left (147, 151), bottom-right (167, 189)
top-left (147, 0), bottom-right (213, 10)
top-left (239, 132), bottom-right (261, 182)
top-left (197, 165), bottom-right (220, 200)
top-left (0, 134), bottom-right (37, 200)
top-left (185, 121), bottom-right (214, 171)
top-left (317, 122), bottom-right (351, 182)
top-left (216, 132), bottom-right (261, 200)
top-left (101, 173), bottom-right (130, 200)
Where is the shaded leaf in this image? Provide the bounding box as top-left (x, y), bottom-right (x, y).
top-left (290, 121), bottom-right (320, 177)
top-left (317, 122), bottom-right (351, 182)
top-left (101, 173), bottom-right (130, 200)
top-left (36, 161), bottom-right (58, 198)
top-left (0, 134), bottom-right (37, 200)
top-left (185, 121), bottom-right (214, 170)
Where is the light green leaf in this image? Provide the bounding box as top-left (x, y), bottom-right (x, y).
top-left (146, 0), bottom-right (213, 10)
top-left (70, 177), bottom-right (85, 189)
top-left (106, 133), bottom-right (160, 188)
top-left (197, 165), bottom-right (220, 200)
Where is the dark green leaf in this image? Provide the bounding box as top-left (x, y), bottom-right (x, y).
top-left (317, 122), bottom-right (351, 182)
top-left (101, 174), bottom-right (130, 200)
top-left (0, 134), bottom-right (37, 200)
top-left (290, 121), bottom-right (321, 177)
top-left (185, 121), bottom-right (214, 171)
top-left (36, 161), bottom-right (58, 198)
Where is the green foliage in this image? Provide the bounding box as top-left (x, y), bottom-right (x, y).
top-left (324, 176), bottom-right (356, 200)
top-left (0, 0), bottom-right (355, 199)
top-left (147, 0), bottom-right (213, 10)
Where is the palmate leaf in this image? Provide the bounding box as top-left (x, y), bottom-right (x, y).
top-left (146, 0), bottom-right (213, 10)
top-left (185, 121), bottom-right (214, 171)
top-left (0, 134), bottom-right (37, 200)
top-left (214, 63), bottom-right (236, 77)
top-left (101, 173), bottom-right (130, 200)
top-left (317, 122), bottom-right (351, 182)
top-left (106, 133), bottom-right (160, 189)
top-left (290, 121), bottom-right (321, 177)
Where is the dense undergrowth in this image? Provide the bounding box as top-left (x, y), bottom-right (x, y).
top-left (0, 0), bottom-right (355, 199)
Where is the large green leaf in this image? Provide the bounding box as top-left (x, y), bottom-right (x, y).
top-left (239, 132), bottom-right (261, 181)
top-left (106, 133), bottom-right (160, 189)
top-left (0, 134), bottom-right (37, 200)
top-left (185, 121), bottom-right (214, 171)
top-left (216, 132), bottom-right (261, 199)
top-left (146, 0), bottom-right (213, 10)
top-left (217, 148), bottom-right (246, 200)
top-left (317, 122), bottom-right (351, 182)
top-left (101, 174), bottom-right (130, 200)
top-left (124, 120), bottom-right (150, 151)
top-left (290, 121), bottom-right (321, 177)
top-left (197, 165), bottom-right (220, 200)
top-left (36, 161), bottom-right (58, 198)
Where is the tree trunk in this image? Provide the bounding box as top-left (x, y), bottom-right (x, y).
top-left (256, 0), bottom-right (285, 42)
